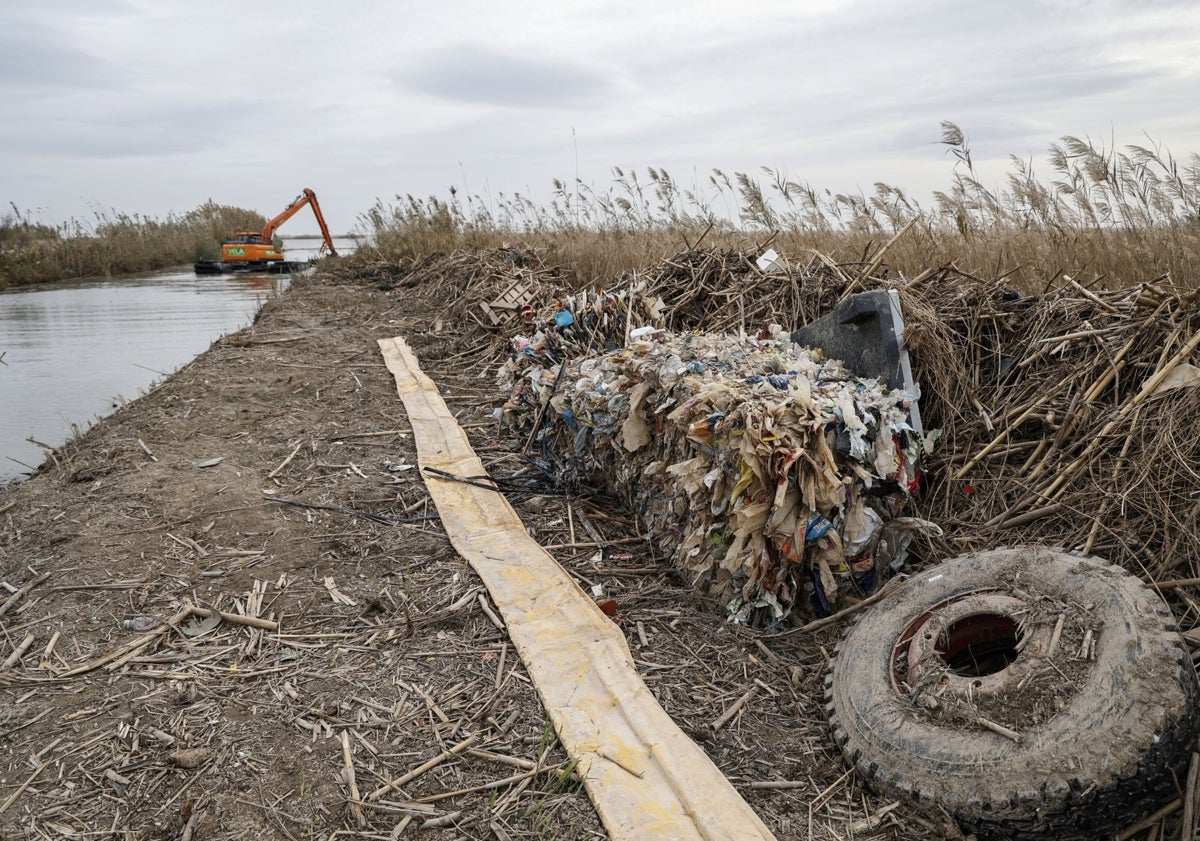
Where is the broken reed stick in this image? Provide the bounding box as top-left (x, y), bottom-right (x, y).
top-left (0, 762), bottom-right (48, 816)
top-left (1046, 613), bottom-right (1067, 658)
top-left (476, 594), bottom-right (505, 631)
top-left (268, 441), bottom-right (305, 479)
top-left (1067, 278), bottom-right (1121, 315)
top-left (769, 575), bottom-right (907, 638)
top-left (976, 716), bottom-right (1021, 743)
top-left (992, 503), bottom-right (1064, 530)
top-left (419, 812), bottom-right (463, 829)
top-left (334, 428), bottom-right (413, 439)
top-left (1, 633), bottom-right (35, 671)
top-left (848, 801), bottom-right (902, 834)
top-left (1117, 796), bottom-right (1182, 840)
top-left (1040, 324), bottom-right (1200, 503)
top-left (466, 748), bottom-right (537, 771)
top-left (369, 735), bottom-right (478, 800)
top-left (180, 807), bottom-right (200, 841)
top-left (540, 536), bottom-right (643, 550)
top-left (712, 686), bottom-right (756, 731)
top-left (1031, 301), bottom-right (1171, 466)
top-left (806, 249), bottom-right (854, 288)
top-left (342, 731), bottom-right (367, 828)
top-left (845, 218), bottom-right (916, 296)
top-left (953, 380), bottom-right (1070, 480)
top-left (1155, 578), bottom-right (1200, 592)
top-left (1182, 752), bottom-right (1200, 841)
top-left (0, 571), bottom-right (51, 619)
top-left (414, 768), bottom-right (547, 803)
top-left (138, 438), bottom-right (158, 461)
top-left (167, 532), bottom-right (208, 557)
top-left (39, 631), bottom-right (61, 669)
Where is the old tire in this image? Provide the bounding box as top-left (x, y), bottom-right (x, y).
top-left (825, 547), bottom-right (1199, 839)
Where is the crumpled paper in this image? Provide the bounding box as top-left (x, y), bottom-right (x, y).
top-left (500, 324), bottom-right (935, 626)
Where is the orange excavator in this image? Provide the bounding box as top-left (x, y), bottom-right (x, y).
top-left (195, 188), bottom-right (337, 274)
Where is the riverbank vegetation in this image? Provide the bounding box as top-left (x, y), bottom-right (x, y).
top-left (7, 124), bottom-right (1198, 292)
top-left (359, 123), bottom-right (1200, 293)
top-left (0, 202), bottom-right (265, 289)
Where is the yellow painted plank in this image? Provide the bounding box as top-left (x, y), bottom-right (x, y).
top-left (378, 336), bottom-right (777, 841)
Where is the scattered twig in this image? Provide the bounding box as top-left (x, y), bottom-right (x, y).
top-left (268, 441), bottom-right (305, 479)
top-left (342, 731), bottom-right (367, 828)
top-left (369, 735), bottom-right (478, 801)
top-left (61, 607), bottom-right (190, 676)
top-left (711, 687), bottom-right (756, 732)
top-left (767, 575), bottom-right (907, 638)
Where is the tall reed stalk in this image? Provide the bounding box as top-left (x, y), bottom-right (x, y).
top-left (359, 123), bottom-right (1200, 292)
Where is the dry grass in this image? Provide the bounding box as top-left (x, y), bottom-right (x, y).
top-left (359, 123), bottom-right (1200, 292)
top-left (0, 202), bottom-right (266, 288)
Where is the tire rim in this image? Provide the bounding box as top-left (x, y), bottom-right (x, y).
top-left (891, 590), bottom-right (1055, 699)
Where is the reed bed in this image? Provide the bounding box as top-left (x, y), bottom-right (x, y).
top-left (360, 123), bottom-right (1200, 292)
top-left (0, 202), bottom-right (265, 288)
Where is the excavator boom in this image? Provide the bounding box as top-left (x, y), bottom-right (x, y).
top-left (261, 188), bottom-right (338, 256)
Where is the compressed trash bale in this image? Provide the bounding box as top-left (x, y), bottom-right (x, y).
top-left (500, 326), bottom-right (935, 626)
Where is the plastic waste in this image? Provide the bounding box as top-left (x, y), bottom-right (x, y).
top-left (499, 326), bottom-right (936, 625)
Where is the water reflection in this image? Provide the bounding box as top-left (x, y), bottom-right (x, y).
top-left (0, 269), bottom-right (290, 483)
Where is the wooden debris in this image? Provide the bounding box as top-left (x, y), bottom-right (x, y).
top-left (341, 730), bottom-right (367, 828)
top-left (268, 440), bottom-right (305, 479)
top-left (61, 607), bottom-right (191, 676)
top-left (186, 603), bottom-right (278, 631)
top-left (324, 576), bottom-right (357, 606)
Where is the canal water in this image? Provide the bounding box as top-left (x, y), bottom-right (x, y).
top-left (0, 239), bottom-right (356, 484)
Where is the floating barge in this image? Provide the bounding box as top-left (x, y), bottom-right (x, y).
top-left (193, 259), bottom-right (306, 275)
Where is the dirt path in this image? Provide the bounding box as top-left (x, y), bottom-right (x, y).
top-left (0, 274), bottom-right (950, 840)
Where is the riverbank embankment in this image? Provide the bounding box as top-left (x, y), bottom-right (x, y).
top-left (0, 269), bottom-right (833, 840)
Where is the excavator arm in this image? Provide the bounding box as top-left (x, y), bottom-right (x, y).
top-left (261, 188), bottom-right (339, 256)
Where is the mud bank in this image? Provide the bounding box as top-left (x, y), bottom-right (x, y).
top-left (0, 273), bottom-right (887, 841)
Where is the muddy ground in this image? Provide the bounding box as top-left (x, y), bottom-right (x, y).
top-left (0, 271), bottom-right (1051, 841)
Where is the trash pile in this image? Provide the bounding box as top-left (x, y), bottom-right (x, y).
top-left (499, 324), bottom-right (935, 625)
top-left (357, 244), bottom-right (1200, 598)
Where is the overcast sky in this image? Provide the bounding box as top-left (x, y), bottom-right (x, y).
top-left (3, 0), bottom-right (1199, 236)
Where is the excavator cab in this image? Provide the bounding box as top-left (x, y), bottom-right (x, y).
top-left (222, 232), bottom-right (282, 263)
